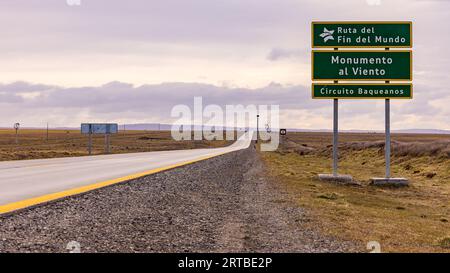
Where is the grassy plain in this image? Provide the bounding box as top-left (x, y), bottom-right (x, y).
top-left (0, 129), bottom-right (233, 161)
top-left (261, 132), bottom-right (450, 252)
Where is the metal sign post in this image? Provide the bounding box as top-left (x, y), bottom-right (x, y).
top-left (256, 114), bottom-right (260, 144)
top-left (371, 87), bottom-right (409, 185)
top-left (88, 132), bottom-right (93, 155)
top-left (105, 133), bottom-right (111, 154)
top-left (333, 98), bottom-right (338, 176)
top-left (46, 122), bottom-right (49, 141)
top-left (279, 129), bottom-right (287, 146)
top-left (371, 48), bottom-right (409, 185)
top-left (384, 45), bottom-right (391, 179)
top-left (331, 45), bottom-right (340, 178)
top-left (14, 123), bottom-right (20, 144)
top-left (312, 21), bottom-right (413, 186)
top-left (81, 123), bottom-right (118, 155)
top-left (385, 97), bottom-right (391, 178)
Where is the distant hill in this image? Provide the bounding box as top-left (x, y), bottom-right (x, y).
top-left (283, 128), bottom-right (450, 134)
top-left (360, 129), bottom-right (450, 135)
top-left (120, 123), bottom-right (248, 131)
top-left (392, 129), bottom-right (450, 135)
top-left (120, 123), bottom-right (171, 131)
top-left (118, 125), bottom-right (450, 134)
top-left (1, 123), bottom-right (449, 135)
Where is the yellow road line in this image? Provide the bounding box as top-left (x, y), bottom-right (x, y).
top-left (0, 151), bottom-right (228, 215)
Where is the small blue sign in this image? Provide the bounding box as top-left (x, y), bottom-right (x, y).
top-left (81, 123), bottom-right (118, 134)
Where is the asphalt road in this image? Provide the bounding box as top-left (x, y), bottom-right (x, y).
top-left (0, 132), bottom-right (252, 208)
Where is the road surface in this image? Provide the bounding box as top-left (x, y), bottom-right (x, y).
top-left (0, 132), bottom-right (252, 213)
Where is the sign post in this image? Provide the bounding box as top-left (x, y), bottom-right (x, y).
top-left (333, 97), bottom-right (338, 176)
top-left (279, 128), bottom-right (287, 146)
top-left (385, 47), bottom-right (391, 179)
top-left (88, 132), bottom-right (93, 155)
top-left (81, 123), bottom-right (118, 155)
top-left (105, 133), bottom-right (111, 154)
top-left (385, 96), bottom-right (391, 178)
top-left (312, 21), bottom-right (412, 186)
top-left (46, 122), bottom-right (49, 141)
top-left (14, 123), bottom-right (20, 144)
top-left (333, 46), bottom-right (339, 176)
top-left (256, 114), bottom-right (260, 144)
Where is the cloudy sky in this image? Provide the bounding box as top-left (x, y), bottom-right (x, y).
top-left (0, 0), bottom-right (449, 130)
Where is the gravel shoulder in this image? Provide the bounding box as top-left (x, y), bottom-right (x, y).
top-left (0, 146), bottom-right (359, 253)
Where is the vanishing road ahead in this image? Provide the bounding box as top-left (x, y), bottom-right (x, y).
top-left (0, 132), bottom-right (252, 214)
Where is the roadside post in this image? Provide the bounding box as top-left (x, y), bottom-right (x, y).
top-left (256, 114), bottom-right (260, 144)
top-left (385, 48), bottom-right (391, 179)
top-left (88, 130), bottom-right (93, 155)
top-left (333, 97), bottom-right (338, 176)
top-left (333, 48), bottom-right (339, 177)
top-left (311, 21), bottom-right (412, 186)
top-left (14, 123), bottom-right (20, 144)
top-left (105, 133), bottom-right (111, 154)
top-left (46, 122), bottom-right (49, 141)
top-left (81, 123), bottom-right (118, 155)
top-left (279, 129), bottom-right (287, 146)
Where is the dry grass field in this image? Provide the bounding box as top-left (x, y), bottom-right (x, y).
top-left (261, 132), bottom-right (450, 253)
top-left (0, 129), bottom-right (233, 161)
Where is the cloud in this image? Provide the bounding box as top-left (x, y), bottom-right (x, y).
top-left (0, 93), bottom-right (23, 103)
top-left (0, 80), bottom-right (448, 130)
top-left (0, 81), bottom-right (320, 128)
top-left (0, 81), bottom-right (55, 93)
top-left (28, 81), bottom-right (319, 112)
top-left (266, 48), bottom-right (306, 61)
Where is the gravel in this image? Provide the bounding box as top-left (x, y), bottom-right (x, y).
top-left (0, 146), bottom-right (359, 253)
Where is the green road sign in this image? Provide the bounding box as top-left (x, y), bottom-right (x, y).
top-left (312, 50), bottom-right (412, 81)
top-left (312, 83), bottom-right (412, 99)
top-left (312, 22), bottom-right (412, 48)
